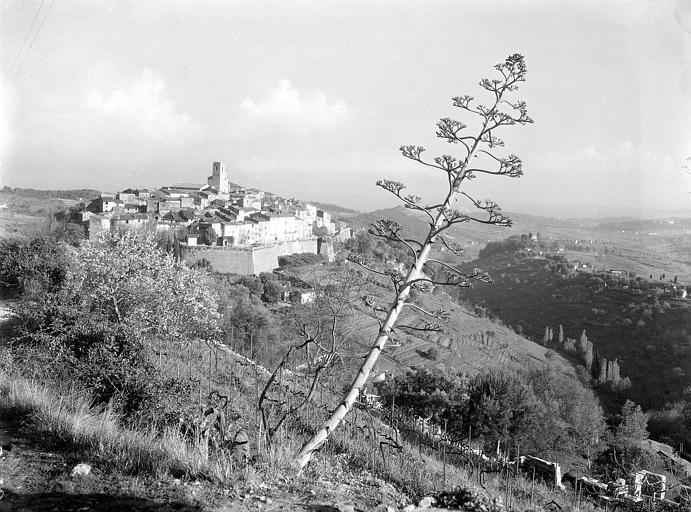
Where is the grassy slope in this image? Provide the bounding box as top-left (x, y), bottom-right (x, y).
top-left (0, 192), bottom-right (82, 238)
top-left (289, 264), bottom-right (575, 382)
top-left (1, 297), bottom-right (585, 511)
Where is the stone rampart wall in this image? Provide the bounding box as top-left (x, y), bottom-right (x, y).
top-left (182, 238), bottom-right (321, 275)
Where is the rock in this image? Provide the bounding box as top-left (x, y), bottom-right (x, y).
top-left (417, 496), bottom-right (436, 508)
top-left (70, 463), bottom-right (92, 477)
top-left (231, 430), bottom-right (250, 461)
top-left (335, 503), bottom-right (355, 512)
top-left (402, 505), bottom-right (416, 512)
top-left (372, 505), bottom-right (396, 512)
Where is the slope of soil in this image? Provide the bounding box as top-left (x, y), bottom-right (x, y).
top-left (289, 265), bottom-right (575, 381)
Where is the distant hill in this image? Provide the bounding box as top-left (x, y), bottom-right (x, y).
top-left (348, 207), bottom-right (432, 242)
top-left (594, 217), bottom-right (691, 232)
top-left (307, 201), bottom-right (362, 219)
top-left (0, 189), bottom-right (87, 238)
top-left (1, 186), bottom-right (100, 201)
top-left (349, 206), bottom-right (585, 260)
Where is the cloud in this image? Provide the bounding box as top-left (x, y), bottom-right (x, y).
top-left (573, 141), bottom-right (678, 173)
top-left (86, 69), bottom-right (202, 140)
top-left (0, 76), bottom-right (18, 174)
top-left (240, 79), bottom-right (350, 133)
top-left (523, 140), bottom-right (691, 216)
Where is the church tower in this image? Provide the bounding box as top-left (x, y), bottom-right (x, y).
top-left (207, 161), bottom-right (230, 193)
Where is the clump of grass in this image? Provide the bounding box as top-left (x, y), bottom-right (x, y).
top-left (0, 373), bottom-right (234, 480)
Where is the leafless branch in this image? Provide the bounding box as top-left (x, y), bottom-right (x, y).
top-left (460, 192), bottom-right (513, 226)
top-left (376, 179), bottom-right (436, 222)
top-left (369, 219), bottom-right (422, 258)
top-left (396, 322), bottom-right (442, 333)
top-left (405, 302), bottom-right (450, 322)
top-left (437, 235), bottom-right (466, 256)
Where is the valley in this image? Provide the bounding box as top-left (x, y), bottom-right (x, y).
top-left (346, 205), bottom-right (691, 450)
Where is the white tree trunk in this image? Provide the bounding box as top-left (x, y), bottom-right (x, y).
top-left (294, 148), bottom-right (483, 471)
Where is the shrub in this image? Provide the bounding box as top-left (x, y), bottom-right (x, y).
top-left (237, 275), bottom-right (264, 297)
top-left (426, 346), bottom-right (440, 360)
top-left (262, 280), bottom-right (284, 304)
top-left (277, 253), bottom-right (325, 268)
top-left (10, 231), bottom-right (220, 426)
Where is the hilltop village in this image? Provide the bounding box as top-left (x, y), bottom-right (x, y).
top-left (76, 162), bottom-right (352, 274)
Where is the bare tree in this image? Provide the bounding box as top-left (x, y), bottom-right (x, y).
top-left (294, 53), bottom-right (533, 470)
top-left (259, 270), bottom-right (363, 445)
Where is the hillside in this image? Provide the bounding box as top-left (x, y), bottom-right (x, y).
top-left (0, 190), bottom-right (90, 238)
top-left (348, 207), bottom-right (588, 261)
top-left (3, 226), bottom-right (690, 510)
top-left (286, 264), bottom-right (576, 381)
top-left (451, 251), bottom-right (691, 437)
top-left (307, 201), bottom-right (362, 219)
top-left (349, 207), bottom-right (691, 282)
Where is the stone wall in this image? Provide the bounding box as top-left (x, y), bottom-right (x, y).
top-left (182, 238), bottom-right (321, 275)
top-left (183, 246), bottom-right (259, 274)
top-left (519, 455), bottom-right (565, 490)
top-left (317, 237), bottom-right (335, 262)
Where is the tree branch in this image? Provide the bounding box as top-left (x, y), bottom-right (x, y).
top-left (404, 302), bottom-right (450, 322)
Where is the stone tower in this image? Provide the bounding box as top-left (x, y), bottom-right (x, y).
top-left (207, 161), bottom-right (230, 194)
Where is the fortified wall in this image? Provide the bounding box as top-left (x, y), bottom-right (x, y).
top-left (182, 238), bottom-right (330, 275)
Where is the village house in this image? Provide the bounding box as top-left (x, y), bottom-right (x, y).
top-left (111, 213), bottom-right (151, 231)
top-left (76, 161), bottom-right (352, 267)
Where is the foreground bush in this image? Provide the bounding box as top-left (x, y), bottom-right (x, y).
top-left (8, 230), bottom-right (221, 427)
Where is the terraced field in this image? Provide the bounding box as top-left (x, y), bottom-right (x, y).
top-left (290, 265), bottom-right (576, 381)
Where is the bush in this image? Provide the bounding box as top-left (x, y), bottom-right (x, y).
top-left (0, 236), bottom-right (69, 296)
top-left (262, 280), bottom-right (284, 304)
top-left (9, 231), bottom-right (220, 427)
top-left (237, 275), bottom-right (264, 297)
top-left (277, 253), bottom-right (325, 268)
top-left (375, 368), bottom-right (467, 424)
top-left (426, 346), bottom-right (440, 360)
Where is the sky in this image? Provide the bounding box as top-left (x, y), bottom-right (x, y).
top-left (1, 0), bottom-right (690, 218)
